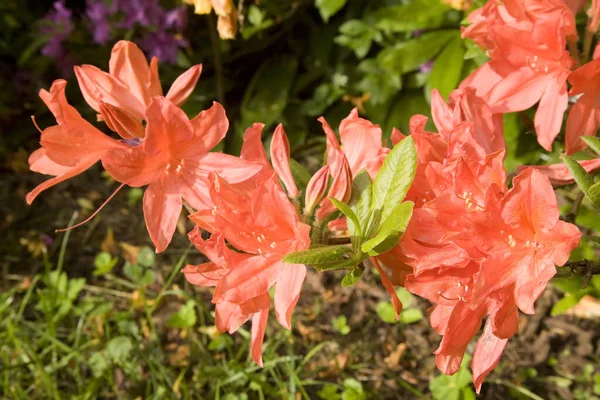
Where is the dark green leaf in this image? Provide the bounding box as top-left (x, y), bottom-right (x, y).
top-left (341, 265), bottom-right (365, 287)
top-left (377, 30), bottom-right (456, 75)
top-left (316, 0), bottom-right (348, 22)
top-left (428, 34), bottom-right (465, 98)
top-left (372, 0), bottom-right (450, 33)
top-left (289, 158), bottom-right (312, 191)
top-left (283, 245), bottom-right (354, 266)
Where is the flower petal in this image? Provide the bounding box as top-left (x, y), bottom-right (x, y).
top-left (274, 263), bottom-right (306, 329)
top-left (143, 177), bottom-right (182, 253)
top-left (270, 124), bottom-right (299, 197)
top-left (166, 64), bottom-right (202, 106)
top-left (251, 307), bottom-right (269, 367)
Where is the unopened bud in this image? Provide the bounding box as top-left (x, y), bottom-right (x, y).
top-left (217, 13), bottom-right (237, 40)
top-left (316, 155), bottom-right (352, 220)
top-left (304, 165), bottom-right (330, 215)
top-left (270, 124), bottom-right (299, 198)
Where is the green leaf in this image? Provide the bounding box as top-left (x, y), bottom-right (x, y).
top-left (396, 287), bottom-right (413, 308)
top-left (88, 352), bottom-right (108, 378)
top-left (106, 336), bottom-right (133, 364)
top-left (372, 0), bottom-right (451, 33)
top-left (138, 246), bottom-right (156, 267)
top-left (430, 356), bottom-right (473, 400)
top-left (283, 245), bottom-right (354, 266)
top-left (428, 34), bottom-right (465, 98)
top-left (331, 198), bottom-right (362, 240)
top-left (399, 308), bottom-right (424, 324)
top-left (167, 300), bottom-right (198, 329)
top-left (376, 301), bottom-right (397, 323)
top-left (332, 315), bottom-right (351, 335)
top-left (562, 155), bottom-right (600, 208)
top-left (361, 201), bottom-right (414, 255)
top-left (377, 30), bottom-right (456, 75)
top-left (316, 0), bottom-right (347, 22)
top-left (551, 293), bottom-right (581, 316)
top-left (582, 136), bottom-right (600, 155)
top-left (94, 252), bottom-right (118, 276)
top-left (247, 5), bottom-right (264, 26)
top-left (342, 378), bottom-right (365, 400)
top-left (372, 137), bottom-right (417, 223)
top-left (341, 265), bottom-right (365, 287)
top-left (350, 171), bottom-right (373, 236)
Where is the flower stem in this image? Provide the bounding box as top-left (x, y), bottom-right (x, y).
top-left (554, 259), bottom-right (600, 287)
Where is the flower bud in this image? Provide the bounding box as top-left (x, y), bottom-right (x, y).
top-left (217, 13), bottom-right (237, 40)
top-left (316, 155), bottom-right (352, 220)
top-left (183, 0), bottom-right (212, 14)
top-left (304, 165), bottom-right (329, 215)
top-left (270, 124), bottom-right (299, 198)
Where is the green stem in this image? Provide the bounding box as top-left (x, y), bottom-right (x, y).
top-left (207, 14), bottom-right (225, 105)
top-left (583, 29), bottom-right (595, 63)
top-left (554, 259), bottom-right (600, 287)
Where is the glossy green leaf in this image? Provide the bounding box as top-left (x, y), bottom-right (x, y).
top-left (562, 155), bottom-right (600, 208)
top-left (372, 137), bottom-right (417, 222)
top-left (377, 30), bottom-right (456, 74)
top-left (362, 201), bottom-right (413, 255)
top-left (372, 0), bottom-right (450, 33)
top-left (283, 245), bottom-right (354, 266)
top-left (428, 33), bottom-right (464, 98)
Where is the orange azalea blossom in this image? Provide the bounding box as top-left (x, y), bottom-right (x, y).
top-left (75, 41), bottom-right (202, 138)
top-left (27, 80), bottom-right (126, 204)
top-left (462, 0), bottom-right (576, 151)
top-left (183, 124), bottom-right (311, 366)
top-left (519, 158), bottom-right (600, 185)
top-left (565, 59), bottom-right (600, 153)
top-left (382, 92), bottom-right (581, 392)
top-left (101, 97), bottom-right (261, 252)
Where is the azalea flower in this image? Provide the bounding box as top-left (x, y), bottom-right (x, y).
top-left (74, 40), bottom-right (201, 134)
top-left (462, 0), bottom-right (576, 151)
top-left (101, 97), bottom-right (261, 252)
top-left (27, 80), bottom-right (126, 204)
top-left (183, 124), bottom-right (311, 365)
top-left (565, 59), bottom-right (600, 153)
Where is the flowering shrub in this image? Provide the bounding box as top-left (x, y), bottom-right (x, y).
top-left (22, 0), bottom-right (600, 395)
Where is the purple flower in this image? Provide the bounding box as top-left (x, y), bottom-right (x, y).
top-left (419, 60), bottom-right (434, 73)
top-left (164, 7), bottom-right (188, 31)
top-left (139, 31), bottom-right (187, 64)
top-left (86, 0), bottom-right (113, 44)
top-left (40, 0), bottom-right (73, 59)
top-left (114, 0), bottom-right (165, 29)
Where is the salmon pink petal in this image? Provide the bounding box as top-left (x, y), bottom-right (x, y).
top-left (99, 102), bottom-right (145, 139)
top-left (215, 302), bottom-right (253, 334)
top-left (194, 153), bottom-right (263, 184)
top-left (316, 154), bottom-right (352, 220)
top-left (534, 78), bottom-right (568, 151)
top-left (108, 40), bottom-right (154, 106)
top-left (251, 308), bottom-right (269, 367)
top-left (241, 123), bottom-right (270, 167)
top-left (270, 124), bottom-right (299, 197)
top-left (431, 89), bottom-right (455, 135)
top-left (149, 57), bottom-right (163, 97)
top-left (565, 93), bottom-right (600, 154)
top-left (338, 108), bottom-right (383, 176)
top-left (102, 145), bottom-right (163, 187)
top-left (372, 258), bottom-right (402, 318)
top-left (143, 177), bottom-right (182, 253)
top-left (213, 256), bottom-right (281, 304)
top-left (522, 158), bottom-right (600, 185)
top-left (472, 320), bottom-right (508, 394)
top-left (26, 152), bottom-right (99, 204)
top-left (502, 168), bottom-right (559, 234)
top-left (304, 165), bottom-right (329, 213)
top-left (390, 128), bottom-right (406, 146)
top-left (186, 102), bottom-right (229, 155)
top-left (484, 68), bottom-right (548, 113)
top-left (182, 262), bottom-right (223, 286)
top-left (146, 97), bottom-right (194, 155)
top-left (318, 116), bottom-right (343, 173)
top-left (274, 263), bottom-right (306, 329)
top-left (166, 64), bottom-right (202, 106)
top-left (74, 65), bottom-right (145, 119)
